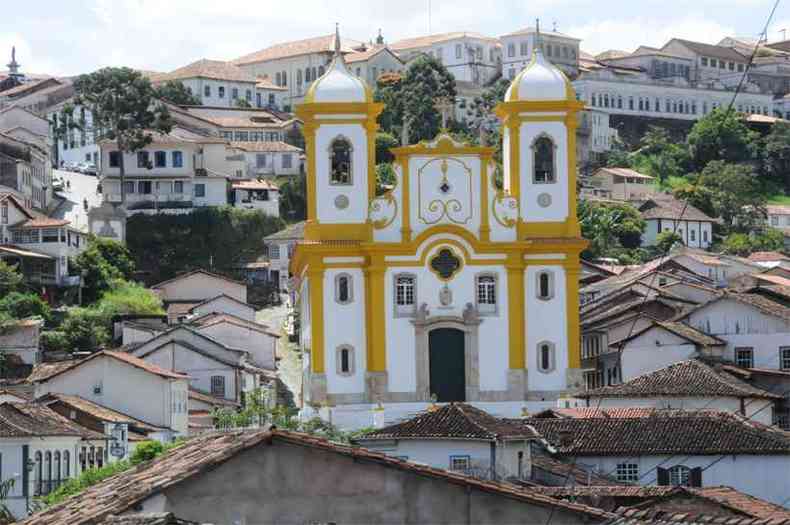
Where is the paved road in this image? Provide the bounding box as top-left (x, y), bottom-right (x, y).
top-left (50, 169), bottom-right (102, 231)
top-left (257, 299), bottom-right (302, 409)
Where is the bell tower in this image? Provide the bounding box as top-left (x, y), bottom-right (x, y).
top-left (495, 22), bottom-right (584, 240)
top-left (295, 26), bottom-right (383, 242)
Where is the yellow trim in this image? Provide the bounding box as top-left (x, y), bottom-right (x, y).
top-left (479, 156), bottom-right (491, 242)
top-left (399, 157), bottom-right (411, 242)
top-left (517, 115), bottom-right (569, 122)
top-left (308, 262), bottom-right (325, 374)
top-left (517, 219), bottom-right (582, 239)
top-left (368, 256), bottom-right (387, 372)
top-left (565, 262), bottom-right (582, 369)
top-left (304, 222), bottom-right (372, 242)
top-left (366, 120), bottom-right (377, 202)
top-left (565, 113), bottom-right (582, 237)
top-left (506, 252), bottom-right (525, 370)
top-left (303, 123), bottom-right (318, 223)
top-left (295, 103), bottom-right (383, 119)
top-left (495, 99), bottom-right (585, 117)
top-left (391, 133), bottom-right (495, 158)
top-left (506, 121), bottom-right (520, 199)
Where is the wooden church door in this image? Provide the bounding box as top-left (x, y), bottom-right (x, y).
top-left (428, 328), bottom-right (466, 402)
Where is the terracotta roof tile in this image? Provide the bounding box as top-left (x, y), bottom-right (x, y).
top-left (20, 429), bottom-right (612, 525)
top-left (187, 388), bottom-right (240, 408)
top-left (638, 197), bottom-right (715, 222)
top-left (606, 506), bottom-right (790, 524)
top-left (530, 455), bottom-right (625, 486)
top-left (525, 410), bottom-right (790, 456)
top-left (581, 360), bottom-right (779, 400)
top-left (9, 217), bottom-right (71, 229)
top-left (390, 31), bottom-right (498, 50)
top-left (154, 59), bottom-right (256, 83)
top-left (151, 269), bottom-right (246, 291)
top-left (358, 403), bottom-right (539, 441)
top-left (190, 312), bottom-right (280, 338)
top-left (29, 351), bottom-right (189, 383)
top-left (230, 140), bottom-right (302, 153)
top-left (98, 513), bottom-right (204, 525)
top-left (666, 39), bottom-right (748, 62)
top-left (230, 179), bottom-right (279, 191)
top-left (40, 393), bottom-right (168, 433)
top-left (608, 321), bottom-right (725, 349)
top-left (232, 34), bottom-right (365, 65)
top-left (0, 402), bottom-right (104, 439)
top-left (533, 408), bottom-right (658, 419)
top-left (254, 76), bottom-right (287, 91)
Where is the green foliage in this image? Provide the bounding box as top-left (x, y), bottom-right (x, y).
top-left (0, 260), bottom-right (23, 297)
top-left (129, 440), bottom-right (165, 464)
top-left (375, 163), bottom-right (396, 195)
top-left (0, 292), bottom-right (51, 322)
top-left (154, 80), bottom-right (202, 106)
top-left (578, 200), bottom-right (646, 261)
top-left (72, 236), bottom-right (135, 305)
top-left (719, 232), bottom-right (753, 256)
top-left (60, 307), bottom-right (110, 352)
top-left (762, 121), bottom-right (790, 193)
top-left (235, 98), bottom-right (252, 108)
top-left (466, 78), bottom-right (509, 160)
top-left (630, 126), bottom-right (690, 182)
top-left (719, 228), bottom-right (786, 256)
top-left (75, 67), bottom-right (174, 204)
top-left (375, 132), bottom-right (398, 164)
top-left (674, 161), bottom-right (767, 232)
top-left (0, 477), bottom-right (15, 523)
top-left (656, 231), bottom-right (684, 253)
top-left (374, 57), bottom-right (457, 143)
top-left (126, 207), bottom-right (284, 285)
top-left (95, 280), bottom-right (164, 318)
top-left (279, 173), bottom-right (307, 222)
top-left (40, 331), bottom-right (69, 353)
top-left (687, 108), bottom-right (758, 171)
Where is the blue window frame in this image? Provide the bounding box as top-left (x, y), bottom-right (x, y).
top-left (154, 151), bottom-right (166, 168)
top-left (171, 151), bottom-right (183, 168)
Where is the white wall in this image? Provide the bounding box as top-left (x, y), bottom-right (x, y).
top-left (323, 267), bottom-right (367, 396)
top-left (526, 264), bottom-right (569, 392)
top-left (156, 273), bottom-right (247, 303)
top-left (191, 296), bottom-right (255, 321)
top-left (314, 123), bottom-right (369, 225)
top-left (619, 329), bottom-right (698, 380)
top-left (519, 121), bottom-right (570, 223)
top-left (196, 322), bottom-right (276, 370)
top-left (180, 78), bottom-right (257, 108)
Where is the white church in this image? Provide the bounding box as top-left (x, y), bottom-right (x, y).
top-left (292, 29), bottom-right (587, 428)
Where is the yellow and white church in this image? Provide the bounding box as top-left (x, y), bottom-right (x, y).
top-left (292, 30), bottom-right (587, 428)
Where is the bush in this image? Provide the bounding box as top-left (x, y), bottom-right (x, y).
top-left (60, 308), bottom-right (110, 352)
top-left (95, 280), bottom-right (164, 318)
top-left (0, 292), bottom-right (51, 322)
top-left (40, 331), bottom-right (69, 353)
top-left (72, 237), bottom-right (136, 304)
top-left (129, 440), bottom-right (165, 465)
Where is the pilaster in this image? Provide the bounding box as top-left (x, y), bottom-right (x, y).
top-left (506, 252), bottom-right (526, 371)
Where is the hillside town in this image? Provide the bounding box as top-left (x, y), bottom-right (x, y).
top-left (1, 4), bottom-right (790, 524)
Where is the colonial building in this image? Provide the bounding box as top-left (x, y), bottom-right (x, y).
top-left (292, 30), bottom-right (586, 428)
top-left (501, 25), bottom-right (580, 79)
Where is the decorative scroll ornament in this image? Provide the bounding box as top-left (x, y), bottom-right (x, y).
top-left (492, 189), bottom-right (519, 228)
top-left (418, 156), bottom-right (472, 225)
top-left (368, 192), bottom-right (398, 229)
top-left (429, 248), bottom-right (462, 281)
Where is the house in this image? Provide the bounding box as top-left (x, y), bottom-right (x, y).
top-left (660, 39), bottom-right (749, 82)
top-left (0, 131), bottom-right (51, 211)
top-left (152, 269), bottom-right (248, 305)
top-left (582, 168), bottom-right (658, 201)
top-left (262, 220), bottom-right (304, 293)
top-left (578, 359), bottom-right (780, 426)
top-left (30, 350), bottom-right (190, 438)
top-left (637, 197), bottom-right (716, 249)
top-left (182, 293), bottom-right (256, 322)
top-left (20, 429), bottom-right (612, 525)
top-left (527, 409), bottom-right (790, 504)
top-left (0, 105), bottom-right (49, 138)
top-left (168, 105), bottom-right (300, 145)
top-left (501, 26), bottom-right (580, 79)
top-left (253, 76), bottom-right (287, 110)
top-left (98, 127), bottom-right (241, 215)
top-left (150, 59), bottom-right (258, 108)
top-left (747, 251), bottom-right (790, 269)
top-left (355, 403), bottom-right (539, 481)
top-left (230, 141), bottom-right (302, 178)
top-left (229, 179), bottom-right (279, 216)
top-left (0, 402), bottom-right (107, 520)
top-left (127, 325), bottom-right (272, 404)
top-left (0, 318), bottom-right (41, 364)
top-left (345, 43), bottom-right (405, 86)
top-left (189, 312), bottom-right (279, 370)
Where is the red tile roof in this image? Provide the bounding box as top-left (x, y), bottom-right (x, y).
top-left (9, 217), bottom-right (71, 229)
top-left (20, 429), bottom-right (613, 525)
top-left (151, 269), bottom-right (246, 291)
top-left (232, 34), bottom-right (365, 65)
top-left (29, 351), bottom-right (189, 383)
top-left (153, 59), bottom-right (256, 83)
top-left (609, 506), bottom-right (790, 524)
top-left (0, 402), bottom-right (104, 439)
top-left (748, 251), bottom-right (790, 263)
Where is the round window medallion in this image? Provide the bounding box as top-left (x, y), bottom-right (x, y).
top-left (537, 193), bottom-right (552, 208)
top-left (334, 194), bottom-right (350, 210)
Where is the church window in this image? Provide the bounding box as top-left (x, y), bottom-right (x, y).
top-left (335, 273), bottom-right (353, 304)
top-left (336, 345), bottom-right (355, 376)
top-left (475, 274), bottom-right (497, 315)
top-left (329, 136), bottom-right (353, 185)
top-left (394, 274), bottom-right (416, 317)
top-left (532, 135), bottom-right (556, 184)
top-left (537, 341), bottom-right (556, 373)
top-left (536, 271), bottom-right (554, 300)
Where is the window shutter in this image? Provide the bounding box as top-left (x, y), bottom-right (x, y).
top-left (657, 467), bottom-right (669, 486)
top-left (690, 467), bottom-right (703, 487)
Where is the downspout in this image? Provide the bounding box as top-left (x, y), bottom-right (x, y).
top-left (490, 441), bottom-right (497, 481)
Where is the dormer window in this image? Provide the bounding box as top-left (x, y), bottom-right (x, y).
top-left (330, 136), bottom-right (353, 185)
top-left (532, 135), bottom-right (556, 184)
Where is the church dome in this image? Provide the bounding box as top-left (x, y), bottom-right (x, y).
top-left (505, 45), bottom-right (573, 102)
top-left (305, 28), bottom-right (370, 104)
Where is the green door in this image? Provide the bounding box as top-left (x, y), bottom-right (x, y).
top-left (429, 328), bottom-right (466, 402)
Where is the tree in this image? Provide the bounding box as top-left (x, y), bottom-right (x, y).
top-left (762, 121), bottom-right (790, 192)
top-left (578, 200), bottom-right (646, 260)
top-left (375, 132), bottom-right (398, 164)
top-left (375, 163), bottom-right (396, 195)
top-left (236, 98), bottom-right (252, 108)
top-left (630, 126), bottom-right (690, 182)
top-left (60, 308), bottom-right (110, 352)
top-left (74, 67), bottom-right (174, 205)
top-left (0, 260), bottom-right (23, 297)
top-left (720, 228), bottom-right (786, 255)
top-left (675, 161), bottom-right (767, 232)
top-left (71, 236), bottom-right (136, 304)
top-left (95, 280), bottom-right (164, 318)
top-left (154, 80), bottom-right (201, 106)
top-left (656, 231), bottom-right (683, 253)
top-left (0, 292), bottom-right (51, 321)
top-left (687, 108), bottom-right (758, 171)
top-left (466, 78), bottom-right (509, 150)
top-left (278, 173), bottom-right (307, 222)
top-left (374, 72), bottom-right (405, 138)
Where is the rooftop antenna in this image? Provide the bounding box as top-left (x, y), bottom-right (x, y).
top-left (781, 28), bottom-right (787, 41)
top-left (334, 23), bottom-right (341, 56)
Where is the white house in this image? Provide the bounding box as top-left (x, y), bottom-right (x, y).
top-left (185, 294), bottom-right (256, 322)
top-left (31, 350), bottom-right (190, 437)
top-left (230, 141), bottom-right (302, 178)
top-left (0, 402), bottom-right (107, 520)
top-left (0, 131), bottom-right (51, 211)
top-left (582, 168), bottom-right (658, 201)
top-left (355, 403), bottom-right (538, 481)
top-left (230, 179), bottom-right (279, 216)
top-left (263, 221), bottom-right (304, 294)
top-left (172, 105), bottom-right (300, 144)
top-left (579, 359), bottom-right (779, 427)
top-left (390, 32), bottom-right (501, 87)
top-left (98, 127), bottom-right (239, 215)
top-left (150, 59), bottom-right (258, 108)
top-left (528, 409), bottom-right (790, 505)
top-left (190, 312), bottom-right (279, 371)
top-left (48, 100), bottom-right (101, 169)
top-left (638, 197), bottom-right (716, 249)
top-left (500, 26), bottom-right (580, 79)
top-left (345, 44), bottom-right (405, 86)
top-left (152, 269), bottom-right (248, 304)
top-left (293, 31), bottom-right (587, 429)
top-left (0, 319), bottom-right (42, 365)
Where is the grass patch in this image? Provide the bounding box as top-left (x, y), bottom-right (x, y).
top-left (767, 194), bottom-right (790, 205)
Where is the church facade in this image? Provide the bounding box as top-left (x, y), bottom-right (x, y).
top-left (292, 31), bottom-right (587, 428)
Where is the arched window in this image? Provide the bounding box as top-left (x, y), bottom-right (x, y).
top-left (537, 341), bottom-right (556, 373)
top-left (336, 345), bottom-right (355, 376)
top-left (335, 273), bottom-right (353, 304)
top-left (54, 451), bottom-right (61, 488)
top-left (536, 271), bottom-right (554, 300)
top-left (318, 65), bottom-right (325, 76)
top-left (97, 447), bottom-right (104, 468)
top-left (34, 451), bottom-right (42, 496)
top-left (45, 451), bottom-right (52, 495)
top-left (394, 274), bottom-right (417, 317)
top-left (475, 273), bottom-right (497, 315)
top-left (669, 465), bottom-right (691, 486)
top-left (297, 69), bottom-right (303, 85)
top-left (63, 451), bottom-right (70, 479)
top-left (532, 135), bottom-right (555, 184)
top-left (329, 136), bottom-right (353, 185)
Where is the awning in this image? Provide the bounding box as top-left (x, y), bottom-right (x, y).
top-left (0, 245), bottom-right (54, 260)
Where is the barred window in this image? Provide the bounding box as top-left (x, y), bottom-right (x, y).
top-left (395, 274), bottom-right (416, 317)
top-left (211, 375), bottom-right (226, 398)
top-left (616, 463), bottom-right (639, 482)
top-left (735, 347), bottom-right (754, 368)
top-left (476, 274), bottom-right (497, 314)
top-left (780, 347), bottom-right (790, 370)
